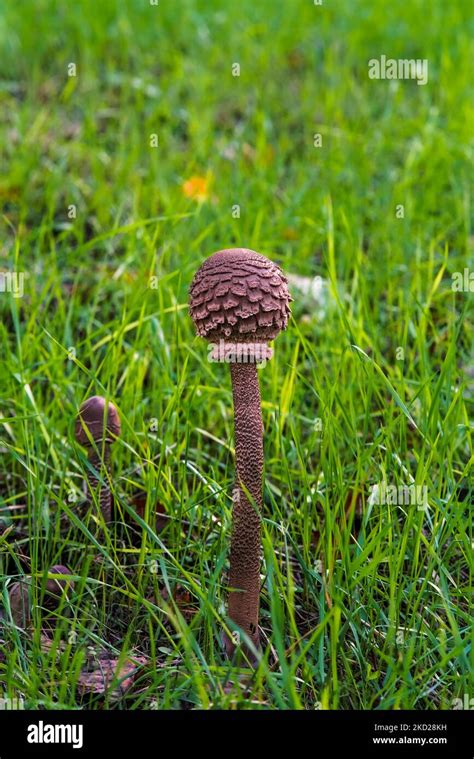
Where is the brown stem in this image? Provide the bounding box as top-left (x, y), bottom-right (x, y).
top-left (225, 361), bottom-right (263, 658)
top-left (85, 446), bottom-right (112, 523)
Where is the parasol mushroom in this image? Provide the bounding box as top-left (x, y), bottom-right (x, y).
top-left (189, 248), bottom-right (291, 659)
top-left (75, 396), bottom-right (121, 524)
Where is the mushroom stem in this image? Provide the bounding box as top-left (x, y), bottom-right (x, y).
top-left (189, 248), bottom-right (292, 662)
top-left (75, 396), bottom-right (121, 526)
top-left (226, 362), bottom-right (263, 656)
top-left (85, 446), bottom-right (112, 523)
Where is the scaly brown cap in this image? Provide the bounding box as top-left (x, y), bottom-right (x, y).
top-left (75, 396), bottom-right (121, 446)
top-left (44, 565), bottom-right (75, 596)
top-left (189, 248), bottom-right (292, 347)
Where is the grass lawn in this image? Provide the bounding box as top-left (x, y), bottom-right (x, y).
top-left (0, 0), bottom-right (472, 710)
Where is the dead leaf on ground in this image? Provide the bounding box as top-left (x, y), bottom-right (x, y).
top-left (77, 654), bottom-right (148, 700)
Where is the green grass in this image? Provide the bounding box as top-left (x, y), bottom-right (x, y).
top-left (0, 0), bottom-right (472, 710)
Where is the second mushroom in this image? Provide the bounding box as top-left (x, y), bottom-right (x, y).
top-left (189, 248), bottom-right (291, 659)
top-left (75, 396), bottom-right (121, 525)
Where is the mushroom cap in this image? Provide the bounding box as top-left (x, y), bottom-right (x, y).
top-left (189, 248), bottom-right (292, 344)
top-left (75, 396), bottom-right (121, 446)
top-left (44, 565), bottom-right (75, 597)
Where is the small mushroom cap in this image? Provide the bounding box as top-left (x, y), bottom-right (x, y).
top-left (42, 566), bottom-right (74, 612)
top-left (44, 565), bottom-right (75, 597)
top-left (189, 248), bottom-right (292, 343)
top-left (75, 396), bottom-right (121, 446)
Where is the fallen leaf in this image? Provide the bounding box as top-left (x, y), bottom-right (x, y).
top-left (182, 174), bottom-right (211, 202)
top-left (77, 655), bottom-right (147, 700)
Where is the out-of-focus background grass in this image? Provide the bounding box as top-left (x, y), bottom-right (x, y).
top-left (0, 0), bottom-right (472, 709)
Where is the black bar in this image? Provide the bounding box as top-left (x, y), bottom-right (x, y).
top-left (0, 709), bottom-right (471, 757)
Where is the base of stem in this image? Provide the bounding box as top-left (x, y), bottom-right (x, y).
top-left (221, 628), bottom-right (260, 667)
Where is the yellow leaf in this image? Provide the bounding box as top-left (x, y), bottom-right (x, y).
top-left (182, 174), bottom-right (211, 202)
